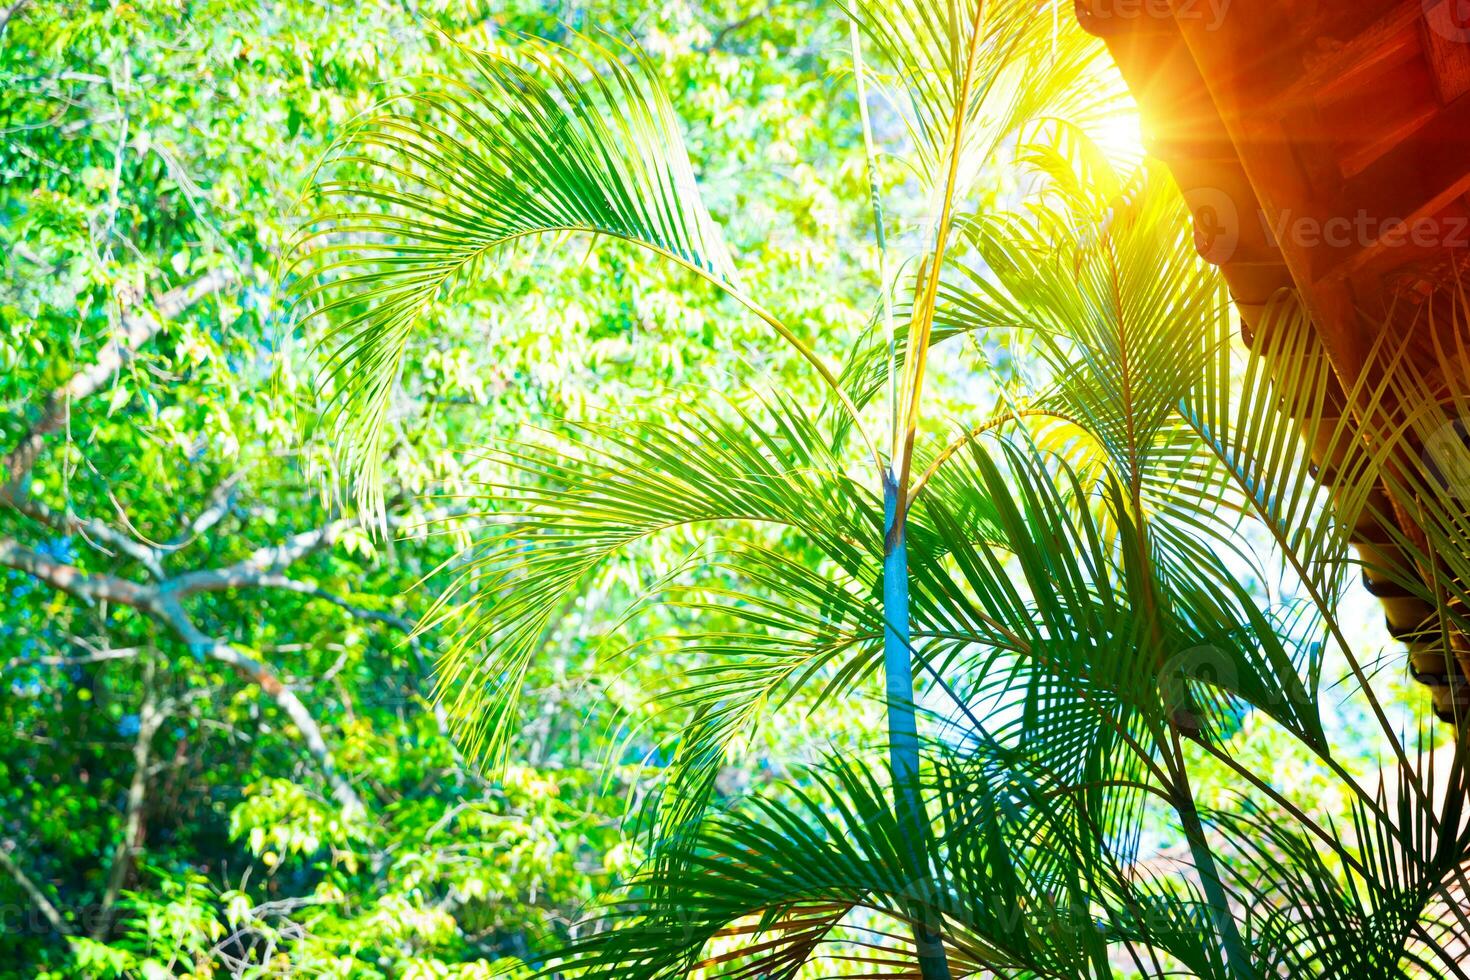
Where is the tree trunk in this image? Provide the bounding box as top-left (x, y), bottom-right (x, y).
top-left (883, 470), bottom-right (951, 980)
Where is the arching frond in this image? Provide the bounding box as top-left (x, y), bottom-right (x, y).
top-left (552, 738), bottom-right (1355, 980)
top-left (552, 754), bottom-right (1122, 980)
top-left (423, 391), bottom-right (880, 772)
top-left (914, 436), bottom-right (1325, 799)
top-left (1179, 291), bottom-right (1381, 609)
top-left (925, 158), bottom-right (1269, 635)
top-left (1213, 750), bottom-right (1470, 980)
top-left (845, 0), bottom-right (1113, 194)
top-left (290, 32), bottom-right (768, 514)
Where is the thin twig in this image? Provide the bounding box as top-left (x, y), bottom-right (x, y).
top-left (0, 839), bottom-right (71, 936)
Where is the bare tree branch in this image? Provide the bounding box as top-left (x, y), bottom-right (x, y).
top-left (7, 494), bottom-right (165, 578)
top-left (3, 643), bottom-right (144, 672)
top-left (0, 537), bottom-right (155, 607)
top-left (166, 472), bottom-right (243, 548)
top-left (703, 2), bottom-right (772, 51)
top-left (0, 535), bottom-right (369, 818)
top-left (211, 572), bottom-right (414, 632)
top-left (0, 839), bottom-right (71, 936)
top-left (0, 0), bottom-right (32, 41)
top-left (161, 603), bottom-right (366, 819)
top-left (231, 574), bottom-right (464, 763)
top-left (2, 265), bottom-right (241, 492)
top-left (165, 519), bottom-right (355, 598)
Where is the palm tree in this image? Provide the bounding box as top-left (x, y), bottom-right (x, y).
top-left (291, 2), bottom-right (1470, 976)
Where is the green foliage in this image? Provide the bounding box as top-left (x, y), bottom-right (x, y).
top-left (3, 0), bottom-right (883, 975)
top-left (8, 0), bottom-right (1467, 977)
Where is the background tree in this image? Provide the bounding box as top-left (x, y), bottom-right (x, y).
top-left (1, 0), bottom-right (886, 975)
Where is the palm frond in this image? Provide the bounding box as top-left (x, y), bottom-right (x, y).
top-left (1211, 760), bottom-right (1470, 980)
top-left (290, 31), bottom-right (765, 514)
top-left (915, 435), bottom-right (1324, 793)
top-left (423, 390), bottom-right (879, 772)
top-left (845, 0), bottom-right (1112, 193)
top-left (553, 752), bottom-right (1122, 980)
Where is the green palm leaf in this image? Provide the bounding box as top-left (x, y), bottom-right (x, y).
top-left (421, 390), bottom-right (878, 772)
top-left (846, 0), bottom-right (1113, 194)
top-left (289, 31), bottom-right (775, 514)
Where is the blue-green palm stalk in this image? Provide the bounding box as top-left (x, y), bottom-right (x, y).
top-left (290, 5), bottom-right (1470, 978)
top-left (845, 0), bottom-right (1047, 971)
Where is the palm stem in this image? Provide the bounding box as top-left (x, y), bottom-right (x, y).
top-left (852, 17), bottom-right (950, 974)
top-left (1167, 729), bottom-right (1255, 979)
top-left (883, 470), bottom-right (951, 980)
